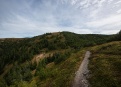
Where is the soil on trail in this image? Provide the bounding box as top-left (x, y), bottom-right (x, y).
top-left (73, 51), bottom-right (91, 87)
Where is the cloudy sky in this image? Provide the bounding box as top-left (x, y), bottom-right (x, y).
top-left (0, 0), bottom-right (121, 38)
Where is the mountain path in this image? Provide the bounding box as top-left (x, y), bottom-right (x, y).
top-left (73, 51), bottom-right (91, 87)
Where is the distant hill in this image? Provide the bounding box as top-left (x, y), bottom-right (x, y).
top-left (113, 30), bottom-right (121, 41)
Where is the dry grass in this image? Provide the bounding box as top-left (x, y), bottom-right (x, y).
top-left (32, 53), bottom-right (45, 66)
top-left (88, 41), bottom-right (121, 87)
top-left (0, 64), bottom-right (13, 78)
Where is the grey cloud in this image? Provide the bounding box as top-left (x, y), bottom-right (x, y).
top-left (0, 0), bottom-right (121, 38)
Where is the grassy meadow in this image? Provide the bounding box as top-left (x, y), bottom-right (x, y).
top-left (88, 41), bottom-right (121, 87)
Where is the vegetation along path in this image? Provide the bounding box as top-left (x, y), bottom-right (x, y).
top-left (73, 51), bottom-right (91, 87)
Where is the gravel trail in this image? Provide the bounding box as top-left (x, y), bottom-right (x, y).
top-left (73, 51), bottom-right (91, 87)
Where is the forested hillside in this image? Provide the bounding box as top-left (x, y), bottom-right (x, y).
top-left (0, 32), bottom-right (116, 86)
top-left (111, 30), bottom-right (121, 41)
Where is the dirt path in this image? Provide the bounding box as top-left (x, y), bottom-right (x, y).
top-left (73, 51), bottom-right (91, 87)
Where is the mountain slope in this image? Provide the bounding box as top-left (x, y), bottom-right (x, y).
top-left (0, 32), bottom-right (111, 72)
top-left (0, 32), bottom-right (115, 87)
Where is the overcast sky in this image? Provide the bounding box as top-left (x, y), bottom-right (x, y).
top-left (0, 0), bottom-right (121, 38)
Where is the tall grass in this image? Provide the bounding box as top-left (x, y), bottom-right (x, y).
top-left (89, 41), bottom-right (121, 87)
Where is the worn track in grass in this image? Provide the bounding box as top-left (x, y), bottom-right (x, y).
top-left (73, 51), bottom-right (91, 87)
